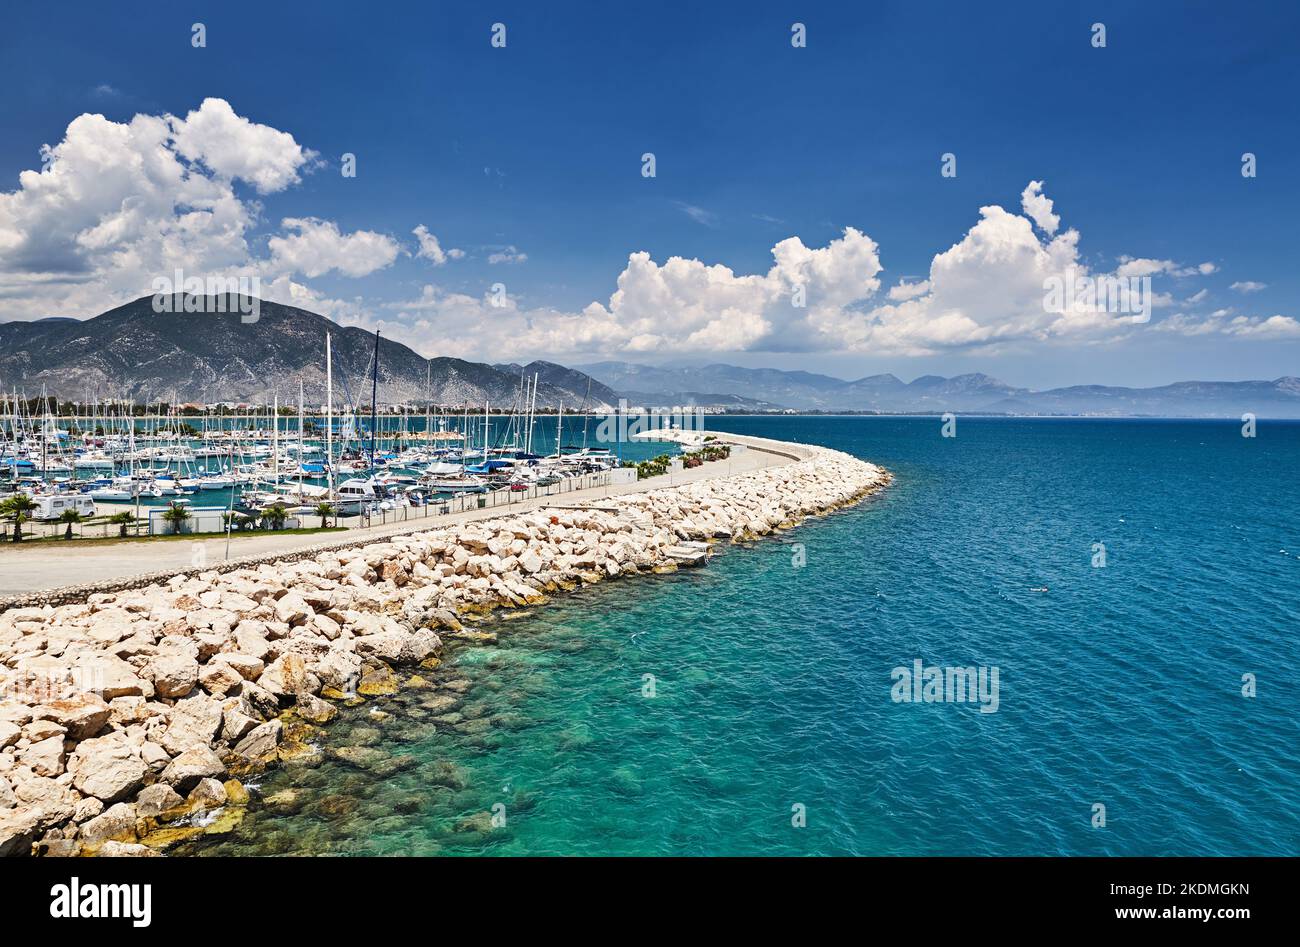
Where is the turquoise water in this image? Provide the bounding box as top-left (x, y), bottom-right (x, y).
top-left (191, 417), bottom-right (1300, 856)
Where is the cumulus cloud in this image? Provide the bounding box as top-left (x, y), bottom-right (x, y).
top-left (412, 225), bottom-right (464, 266)
top-left (1230, 280), bottom-right (1267, 293)
top-left (380, 183), bottom-right (1271, 360)
top-left (0, 98), bottom-right (400, 319)
top-left (169, 98), bottom-right (315, 195)
top-left (1020, 181), bottom-right (1059, 235)
top-left (266, 218), bottom-right (400, 279)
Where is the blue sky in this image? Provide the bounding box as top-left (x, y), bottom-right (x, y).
top-left (0, 0), bottom-right (1297, 388)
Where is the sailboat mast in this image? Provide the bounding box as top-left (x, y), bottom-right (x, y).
top-left (272, 392), bottom-right (279, 484)
top-left (369, 330), bottom-right (380, 471)
top-left (326, 333), bottom-right (334, 499)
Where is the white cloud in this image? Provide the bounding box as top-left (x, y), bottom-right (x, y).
top-left (170, 98), bottom-right (316, 195)
top-left (1230, 280), bottom-right (1267, 293)
top-left (888, 279), bottom-right (931, 301)
top-left (1020, 181), bottom-right (1059, 235)
top-left (1158, 307), bottom-right (1300, 339)
top-left (0, 98), bottom-right (397, 319)
top-left (1116, 257), bottom-right (1218, 279)
top-left (412, 225), bottom-right (464, 266)
top-left (487, 245), bottom-right (528, 265)
top-left (1185, 288), bottom-right (1208, 304)
top-left (380, 183), bottom-right (1288, 360)
top-left (266, 218), bottom-right (401, 279)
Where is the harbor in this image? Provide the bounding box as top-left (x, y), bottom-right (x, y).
top-left (1, 334), bottom-right (687, 544)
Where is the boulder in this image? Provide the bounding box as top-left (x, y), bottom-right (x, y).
top-left (233, 719), bottom-right (283, 761)
top-left (295, 692), bottom-right (337, 724)
top-left (147, 653), bottom-right (199, 698)
top-left (198, 661), bottom-right (244, 697)
top-left (20, 735), bottom-right (66, 777)
top-left (214, 653), bottom-right (263, 681)
top-left (273, 592), bottom-right (312, 626)
top-left (35, 694), bottom-right (110, 740)
top-left (78, 802), bottom-right (138, 848)
top-left (161, 746), bottom-right (226, 792)
top-left (135, 783), bottom-right (184, 818)
top-left (260, 654), bottom-right (319, 699)
top-left (357, 664), bottom-right (398, 697)
top-left (234, 625), bottom-right (272, 661)
top-left (0, 808), bottom-right (40, 857)
top-left (186, 777), bottom-right (228, 812)
top-left (75, 655), bottom-right (148, 700)
top-left (158, 694), bottom-right (223, 756)
top-left (67, 733), bottom-right (147, 803)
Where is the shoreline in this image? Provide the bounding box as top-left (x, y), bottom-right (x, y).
top-left (0, 434), bottom-right (890, 857)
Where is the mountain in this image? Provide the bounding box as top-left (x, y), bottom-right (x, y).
top-left (577, 361), bottom-right (850, 409)
top-left (579, 361), bottom-right (1300, 418)
top-left (984, 378), bottom-right (1300, 418)
top-left (0, 295), bottom-right (615, 410)
top-left (492, 360), bottom-right (621, 409)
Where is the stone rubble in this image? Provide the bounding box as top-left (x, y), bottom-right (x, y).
top-left (0, 440), bottom-right (888, 856)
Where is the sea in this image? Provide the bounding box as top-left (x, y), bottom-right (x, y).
top-left (186, 416), bottom-right (1300, 856)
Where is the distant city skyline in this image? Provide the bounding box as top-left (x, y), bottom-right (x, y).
top-left (1, 0), bottom-right (1297, 389)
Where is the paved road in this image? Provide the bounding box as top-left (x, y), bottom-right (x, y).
top-left (0, 439), bottom-right (791, 597)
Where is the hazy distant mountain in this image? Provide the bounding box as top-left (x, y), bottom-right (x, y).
top-left (986, 378), bottom-right (1300, 418)
top-left (578, 361), bottom-right (852, 409)
top-left (0, 296), bottom-right (615, 409)
top-left (579, 360), bottom-right (1300, 418)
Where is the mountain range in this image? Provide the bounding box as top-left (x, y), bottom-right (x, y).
top-left (578, 361), bottom-right (1300, 418)
top-left (0, 295), bottom-right (615, 410)
top-left (1, 296), bottom-right (1295, 417)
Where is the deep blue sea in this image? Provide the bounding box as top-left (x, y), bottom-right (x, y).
top-left (193, 417), bottom-right (1300, 856)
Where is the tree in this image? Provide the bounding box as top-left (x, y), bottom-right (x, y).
top-left (161, 503), bottom-right (190, 535)
top-left (0, 494), bottom-right (37, 543)
top-left (58, 508), bottom-right (84, 540)
top-left (314, 501), bottom-right (335, 529)
top-left (108, 510), bottom-right (135, 538)
top-left (261, 506), bottom-right (288, 530)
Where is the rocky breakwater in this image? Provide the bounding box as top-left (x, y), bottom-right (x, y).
top-left (0, 442), bottom-right (889, 856)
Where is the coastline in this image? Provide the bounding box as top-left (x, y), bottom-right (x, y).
top-left (0, 434), bottom-right (890, 856)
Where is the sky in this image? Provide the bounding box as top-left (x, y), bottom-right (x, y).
top-left (0, 0), bottom-right (1297, 389)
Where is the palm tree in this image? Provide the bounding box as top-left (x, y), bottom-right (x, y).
top-left (161, 503), bottom-right (190, 535)
top-left (0, 494), bottom-right (38, 543)
top-left (58, 508), bottom-right (84, 540)
top-left (261, 506), bottom-right (288, 531)
top-left (108, 510), bottom-right (135, 538)
top-left (314, 501), bottom-right (335, 529)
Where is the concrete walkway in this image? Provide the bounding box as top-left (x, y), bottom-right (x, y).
top-left (0, 436), bottom-right (794, 597)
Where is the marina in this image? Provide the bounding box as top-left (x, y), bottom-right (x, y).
top-left (0, 335), bottom-right (678, 540)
